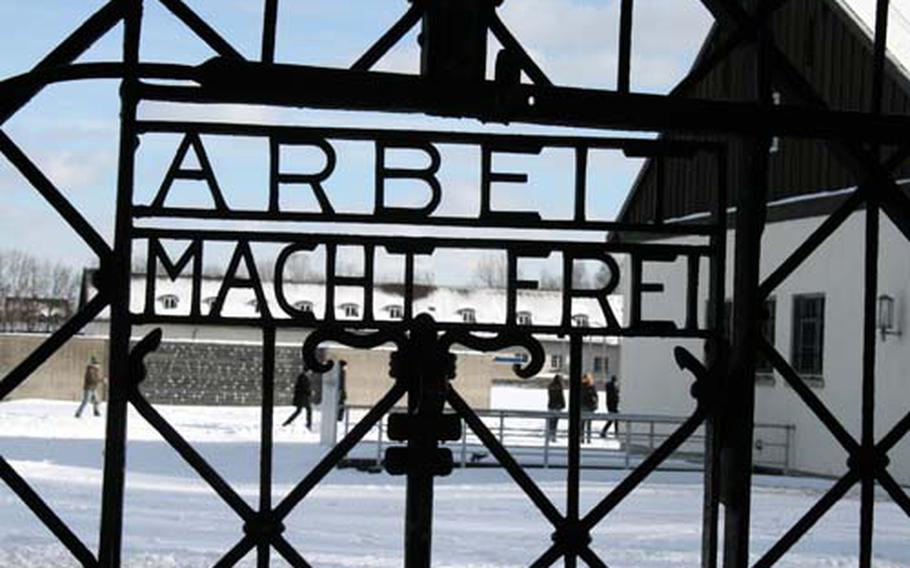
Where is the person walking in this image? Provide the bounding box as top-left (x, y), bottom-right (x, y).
top-left (581, 372), bottom-right (598, 443)
top-left (600, 375), bottom-right (620, 438)
top-left (336, 360), bottom-right (348, 422)
top-left (546, 374), bottom-right (565, 441)
top-left (282, 367), bottom-right (313, 430)
top-left (75, 356), bottom-right (104, 418)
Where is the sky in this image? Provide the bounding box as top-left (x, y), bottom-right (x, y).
top-left (0, 0), bottom-right (724, 285)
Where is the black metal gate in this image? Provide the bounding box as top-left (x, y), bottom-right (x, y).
top-left (0, 1), bottom-right (908, 567)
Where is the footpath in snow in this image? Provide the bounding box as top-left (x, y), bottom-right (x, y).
top-left (1, 392), bottom-right (908, 568)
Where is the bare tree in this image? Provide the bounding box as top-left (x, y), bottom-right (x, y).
top-left (414, 269), bottom-right (435, 286)
top-left (572, 262), bottom-right (591, 288)
top-left (0, 249), bottom-right (79, 332)
top-left (593, 262), bottom-right (614, 289)
top-left (471, 253), bottom-right (506, 288)
top-left (539, 269), bottom-right (562, 290)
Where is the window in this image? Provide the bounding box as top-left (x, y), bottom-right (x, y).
top-left (294, 300), bottom-right (313, 313)
top-left (516, 311), bottom-right (532, 326)
top-left (458, 308), bottom-right (476, 324)
top-left (756, 298), bottom-right (776, 384)
top-left (594, 356), bottom-right (608, 374)
top-left (572, 314), bottom-right (589, 327)
top-left (387, 305), bottom-right (403, 319)
top-left (550, 354), bottom-right (564, 370)
top-left (158, 294), bottom-right (179, 310)
top-left (340, 303), bottom-right (360, 318)
top-left (791, 294), bottom-right (825, 379)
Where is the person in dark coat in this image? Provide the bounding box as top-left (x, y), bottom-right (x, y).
top-left (282, 368), bottom-right (313, 430)
top-left (546, 374), bottom-right (566, 441)
top-left (600, 375), bottom-right (620, 438)
top-left (581, 373), bottom-right (598, 443)
top-left (336, 360), bottom-right (348, 422)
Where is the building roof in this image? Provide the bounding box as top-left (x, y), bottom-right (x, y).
top-left (110, 275), bottom-right (623, 345)
top-left (838, 0), bottom-right (910, 75)
top-left (616, 0), bottom-right (910, 229)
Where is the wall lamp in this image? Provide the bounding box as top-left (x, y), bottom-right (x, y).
top-left (877, 294), bottom-right (901, 341)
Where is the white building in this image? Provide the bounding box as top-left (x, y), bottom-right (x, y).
top-left (617, 0), bottom-right (910, 483)
top-left (82, 274), bottom-right (622, 396)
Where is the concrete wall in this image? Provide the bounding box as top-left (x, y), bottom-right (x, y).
top-left (2, 334), bottom-right (109, 401)
top-left (620, 212), bottom-right (910, 483)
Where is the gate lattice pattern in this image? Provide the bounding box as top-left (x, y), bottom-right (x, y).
top-left (0, 1), bottom-right (908, 567)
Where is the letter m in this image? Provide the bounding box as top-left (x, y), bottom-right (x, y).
top-left (145, 238), bottom-right (203, 316)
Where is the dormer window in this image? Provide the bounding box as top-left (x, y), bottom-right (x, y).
top-left (572, 314), bottom-right (589, 327)
top-left (387, 305), bottom-right (404, 319)
top-left (458, 308), bottom-right (476, 324)
top-left (158, 294), bottom-right (179, 310)
top-left (294, 300), bottom-right (314, 313)
top-left (340, 303), bottom-right (359, 318)
top-left (516, 311), bottom-right (532, 326)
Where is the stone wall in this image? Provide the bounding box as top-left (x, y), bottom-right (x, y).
top-left (1, 334), bottom-right (494, 409)
top-left (140, 342), bottom-right (493, 409)
top-left (139, 340), bottom-right (296, 406)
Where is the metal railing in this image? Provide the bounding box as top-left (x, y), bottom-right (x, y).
top-left (342, 405), bottom-right (795, 474)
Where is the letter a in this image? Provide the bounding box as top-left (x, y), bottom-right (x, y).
top-left (151, 133), bottom-right (229, 211)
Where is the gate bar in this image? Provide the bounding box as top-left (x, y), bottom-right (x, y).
top-left (258, 326), bottom-right (276, 567)
top-left (860, 2), bottom-right (890, 564)
top-left (721, 2), bottom-right (770, 564)
top-left (98, 0), bottom-right (142, 564)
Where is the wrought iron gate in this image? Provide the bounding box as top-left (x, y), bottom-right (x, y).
top-left (0, 1), bottom-right (908, 567)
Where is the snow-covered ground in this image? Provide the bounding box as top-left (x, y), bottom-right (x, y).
top-left (1, 390), bottom-right (909, 567)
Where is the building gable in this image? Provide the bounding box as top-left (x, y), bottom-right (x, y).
top-left (618, 0), bottom-right (910, 227)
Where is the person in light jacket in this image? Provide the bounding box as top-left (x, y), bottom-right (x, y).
top-left (75, 356), bottom-right (104, 418)
top-left (581, 373), bottom-right (599, 443)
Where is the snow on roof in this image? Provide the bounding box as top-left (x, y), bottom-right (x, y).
top-left (126, 275), bottom-right (624, 345)
top-left (838, 0), bottom-right (910, 78)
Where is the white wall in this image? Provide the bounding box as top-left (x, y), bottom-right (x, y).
top-left (620, 211), bottom-right (910, 483)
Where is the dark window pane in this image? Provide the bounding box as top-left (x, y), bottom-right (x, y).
top-left (792, 294), bottom-right (825, 377)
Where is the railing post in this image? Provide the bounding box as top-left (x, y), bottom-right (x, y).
top-left (461, 419), bottom-right (468, 468)
top-left (376, 415), bottom-right (384, 464)
top-left (499, 412), bottom-right (505, 444)
top-left (624, 420), bottom-right (632, 469)
top-left (649, 420), bottom-right (655, 451)
top-left (543, 414), bottom-right (550, 469)
top-left (784, 426), bottom-right (793, 476)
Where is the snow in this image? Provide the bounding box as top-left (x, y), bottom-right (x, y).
top-left (1, 390), bottom-right (909, 567)
top-left (839, 0), bottom-right (910, 78)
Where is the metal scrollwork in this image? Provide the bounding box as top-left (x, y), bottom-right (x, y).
top-left (301, 325), bottom-right (407, 373)
top-left (441, 329), bottom-right (545, 379)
